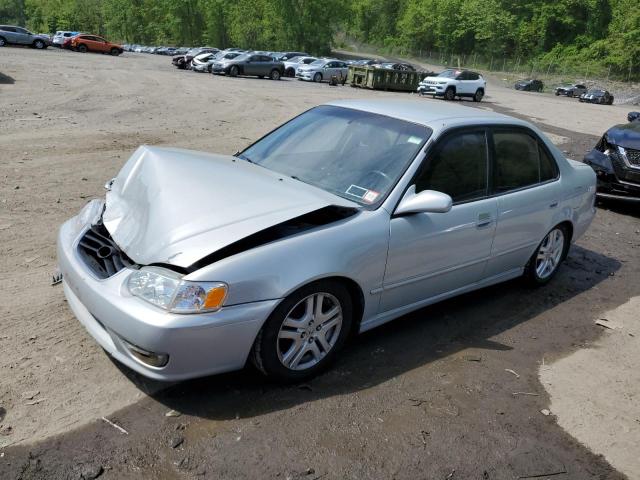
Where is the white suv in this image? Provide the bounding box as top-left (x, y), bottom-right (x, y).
top-left (417, 69), bottom-right (486, 102)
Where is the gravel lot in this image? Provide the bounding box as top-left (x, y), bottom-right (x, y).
top-left (1, 47), bottom-right (638, 479)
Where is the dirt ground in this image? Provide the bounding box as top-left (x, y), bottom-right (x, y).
top-left (0, 47), bottom-right (639, 479)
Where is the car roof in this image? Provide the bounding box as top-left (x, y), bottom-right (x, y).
top-left (326, 99), bottom-right (518, 129)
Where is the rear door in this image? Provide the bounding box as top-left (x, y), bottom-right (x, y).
top-left (456, 71), bottom-right (475, 95)
top-left (0, 27), bottom-right (18, 43)
top-left (93, 36), bottom-right (108, 52)
top-left (244, 55), bottom-right (261, 75)
top-left (484, 127), bottom-right (561, 277)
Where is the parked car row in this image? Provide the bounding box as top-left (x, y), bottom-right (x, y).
top-left (172, 48), bottom-right (373, 84)
top-left (555, 83), bottom-right (614, 104)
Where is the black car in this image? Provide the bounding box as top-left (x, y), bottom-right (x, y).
top-left (579, 89), bottom-right (614, 105)
top-left (276, 51), bottom-right (309, 61)
top-left (172, 47), bottom-right (218, 69)
top-left (514, 78), bottom-right (544, 92)
top-left (584, 112), bottom-right (640, 199)
top-left (555, 84), bottom-right (587, 97)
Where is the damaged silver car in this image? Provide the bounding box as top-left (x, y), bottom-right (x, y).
top-left (57, 99), bottom-right (597, 382)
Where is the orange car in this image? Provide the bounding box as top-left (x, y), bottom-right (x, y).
top-left (71, 34), bottom-right (123, 55)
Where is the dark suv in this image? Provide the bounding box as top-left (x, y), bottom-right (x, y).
top-left (584, 112), bottom-right (640, 199)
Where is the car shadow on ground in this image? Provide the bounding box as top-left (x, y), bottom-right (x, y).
top-left (597, 198), bottom-right (640, 218)
top-left (111, 244), bottom-right (620, 420)
top-left (0, 72), bottom-right (15, 84)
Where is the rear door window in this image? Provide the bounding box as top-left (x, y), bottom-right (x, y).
top-left (491, 130), bottom-right (558, 193)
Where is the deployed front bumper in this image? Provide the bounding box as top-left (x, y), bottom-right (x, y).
top-left (57, 211), bottom-right (279, 381)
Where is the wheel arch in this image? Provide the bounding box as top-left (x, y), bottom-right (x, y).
top-left (277, 275), bottom-right (366, 337)
top-left (556, 220), bottom-right (574, 245)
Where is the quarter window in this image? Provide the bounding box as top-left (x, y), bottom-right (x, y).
top-left (492, 131), bottom-right (557, 192)
top-left (416, 131), bottom-right (488, 203)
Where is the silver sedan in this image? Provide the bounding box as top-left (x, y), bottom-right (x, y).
top-left (57, 99), bottom-right (596, 382)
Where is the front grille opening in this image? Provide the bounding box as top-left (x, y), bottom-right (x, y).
top-left (625, 148), bottom-right (640, 167)
top-left (78, 221), bottom-right (135, 279)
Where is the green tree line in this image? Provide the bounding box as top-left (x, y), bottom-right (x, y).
top-left (1, 0), bottom-right (638, 78)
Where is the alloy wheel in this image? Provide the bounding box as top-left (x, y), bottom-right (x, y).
top-left (535, 228), bottom-right (565, 279)
top-left (277, 293), bottom-right (343, 371)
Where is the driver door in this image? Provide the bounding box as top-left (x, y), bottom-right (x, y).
top-left (380, 129), bottom-right (497, 313)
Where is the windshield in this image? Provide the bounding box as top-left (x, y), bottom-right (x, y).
top-left (587, 89), bottom-right (604, 95)
top-left (437, 69), bottom-right (459, 78)
top-left (232, 53), bottom-right (250, 62)
top-left (310, 60), bottom-right (326, 67)
top-left (239, 105), bottom-right (431, 206)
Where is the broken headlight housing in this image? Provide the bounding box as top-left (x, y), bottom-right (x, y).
top-left (127, 266), bottom-right (227, 314)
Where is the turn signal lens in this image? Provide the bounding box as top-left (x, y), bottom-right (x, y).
top-left (204, 286), bottom-right (227, 310)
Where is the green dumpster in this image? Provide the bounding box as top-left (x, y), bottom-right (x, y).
top-left (348, 66), bottom-right (430, 92)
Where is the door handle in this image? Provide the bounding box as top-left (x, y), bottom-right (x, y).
top-left (477, 212), bottom-right (493, 228)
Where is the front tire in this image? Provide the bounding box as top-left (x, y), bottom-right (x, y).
top-left (33, 40), bottom-right (45, 49)
top-left (0, 37), bottom-right (6, 47)
top-left (229, 65), bottom-right (239, 77)
top-left (524, 225), bottom-right (570, 285)
top-left (110, 48), bottom-right (120, 56)
top-left (77, 44), bottom-right (87, 53)
top-left (270, 69), bottom-right (281, 80)
top-left (444, 87), bottom-right (455, 101)
top-left (251, 280), bottom-right (353, 382)
top-left (313, 72), bottom-right (322, 83)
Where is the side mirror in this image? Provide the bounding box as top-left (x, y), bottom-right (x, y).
top-left (628, 111), bottom-right (640, 123)
top-left (395, 185), bottom-right (452, 215)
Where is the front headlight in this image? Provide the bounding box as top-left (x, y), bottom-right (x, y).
top-left (127, 267), bottom-right (227, 314)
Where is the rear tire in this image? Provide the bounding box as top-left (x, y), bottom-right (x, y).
top-left (444, 87), bottom-right (455, 101)
top-left (285, 68), bottom-right (295, 77)
top-left (251, 280), bottom-right (353, 382)
top-left (77, 44), bottom-right (87, 53)
top-left (270, 69), bottom-right (281, 80)
top-left (0, 37), bottom-right (6, 47)
top-left (473, 88), bottom-right (484, 102)
top-left (524, 225), bottom-right (570, 286)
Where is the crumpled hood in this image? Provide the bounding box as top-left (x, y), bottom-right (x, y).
top-left (103, 146), bottom-right (355, 268)
top-left (606, 122), bottom-right (640, 150)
